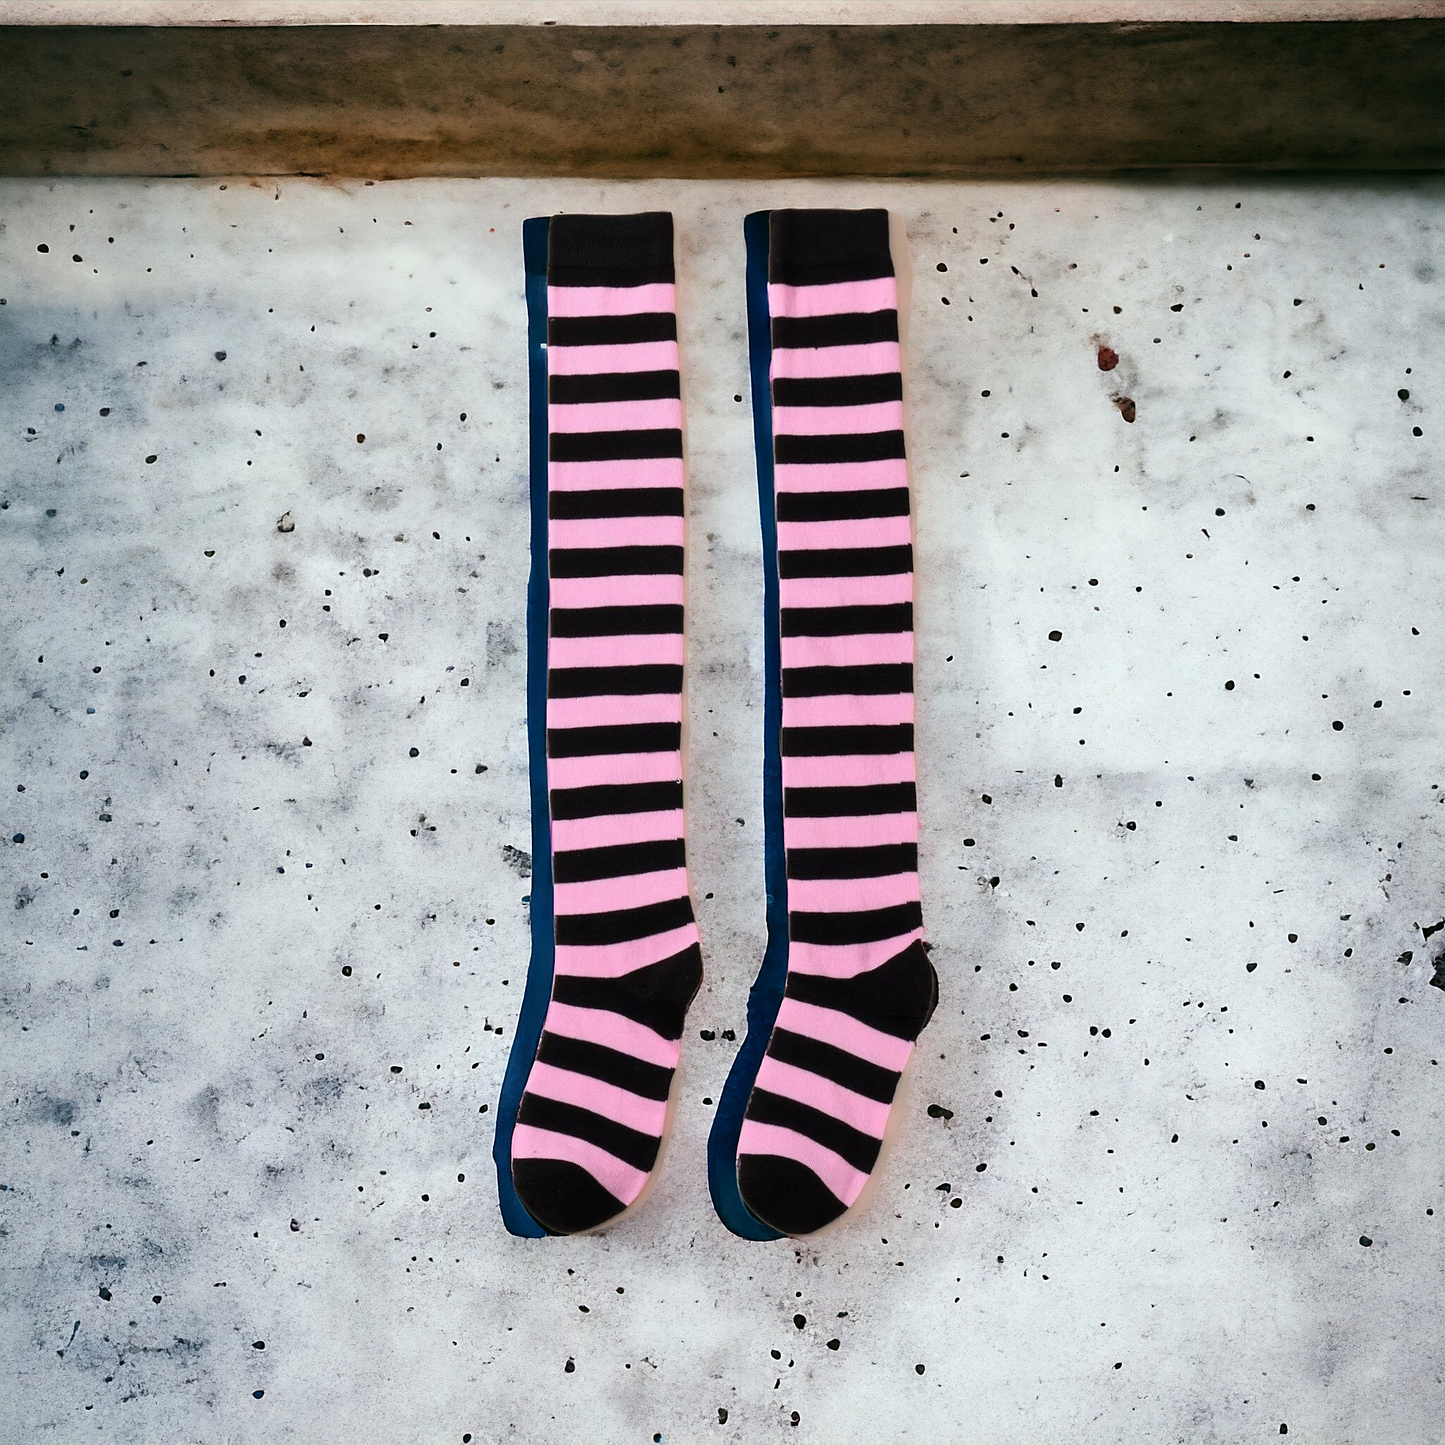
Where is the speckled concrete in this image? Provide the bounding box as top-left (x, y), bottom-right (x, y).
top-left (3, 175), bottom-right (1444, 1444)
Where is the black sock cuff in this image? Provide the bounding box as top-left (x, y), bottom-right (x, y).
top-left (548, 212), bottom-right (675, 288)
top-left (769, 209), bottom-right (893, 287)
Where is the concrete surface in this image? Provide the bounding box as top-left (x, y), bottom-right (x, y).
top-left (3, 174), bottom-right (1445, 1443)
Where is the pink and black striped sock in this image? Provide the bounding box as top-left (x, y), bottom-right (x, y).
top-left (735, 208), bottom-right (938, 1236)
top-left (510, 212), bottom-right (703, 1235)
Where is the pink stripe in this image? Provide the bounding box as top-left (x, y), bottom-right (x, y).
top-left (785, 812), bottom-right (918, 850)
top-left (780, 573), bottom-right (914, 609)
top-left (524, 1061), bottom-right (669, 1136)
top-left (783, 751), bottom-right (916, 788)
top-left (768, 277), bottom-right (897, 319)
top-left (554, 920), bottom-right (700, 979)
top-left (548, 632), bottom-right (684, 670)
top-left (775, 459), bottom-right (909, 494)
top-left (777, 515), bottom-right (912, 553)
top-left (548, 341), bottom-right (679, 375)
top-left (773, 997), bottom-right (914, 1072)
top-left (781, 631), bottom-right (913, 669)
top-left (548, 282), bottom-right (676, 318)
top-left (543, 1002), bottom-right (680, 1069)
top-left (550, 808), bottom-right (684, 853)
top-left (549, 397), bottom-right (683, 433)
top-left (787, 872), bottom-right (920, 914)
top-left (755, 1054), bottom-right (891, 1137)
top-left (771, 341), bottom-right (900, 378)
top-left (547, 751), bottom-right (681, 792)
top-left (773, 401), bottom-right (904, 437)
top-left (782, 693), bottom-right (915, 728)
top-left (787, 932), bottom-right (927, 979)
top-left (549, 573), bottom-right (683, 609)
top-left (737, 1120), bottom-right (867, 1210)
top-left (554, 866), bottom-right (689, 916)
top-left (549, 515), bottom-right (683, 551)
top-left (512, 1124), bottom-right (648, 1206)
top-left (549, 457), bottom-right (683, 490)
top-left (547, 693), bottom-right (682, 729)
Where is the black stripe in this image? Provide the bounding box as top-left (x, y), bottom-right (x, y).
top-left (744, 1089), bottom-right (882, 1174)
top-left (550, 780), bottom-right (683, 821)
top-left (554, 838), bottom-right (687, 884)
top-left (550, 546), bottom-right (683, 578)
top-left (551, 488), bottom-right (683, 520)
top-left (772, 311), bottom-right (898, 350)
top-left (787, 843), bottom-right (918, 879)
top-left (548, 211), bottom-right (674, 288)
top-left (517, 1093), bottom-right (661, 1172)
top-left (778, 546), bottom-right (912, 579)
top-left (550, 428), bottom-right (682, 463)
top-left (769, 209), bottom-right (892, 287)
top-left (550, 370), bottom-right (679, 405)
top-left (781, 603), bottom-right (912, 636)
top-left (548, 265), bottom-right (672, 288)
top-left (789, 901), bottom-right (922, 946)
top-left (782, 664), bottom-right (913, 698)
top-left (772, 373), bottom-right (902, 408)
top-left (537, 1031), bottom-right (672, 1100)
top-left (777, 488), bottom-right (909, 523)
top-left (548, 313), bottom-right (677, 348)
top-left (784, 783), bottom-right (917, 817)
top-left (551, 604), bottom-right (683, 637)
top-left (766, 1027), bottom-right (899, 1104)
top-left (775, 431), bottom-right (905, 466)
top-left (548, 265), bottom-right (673, 289)
top-left (551, 945), bottom-right (701, 1038)
top-left (547, 722), bottom-right (681, 758)
top-left (782, 724), bottom-right (914, 756)
top-left (548, 664), bottom-right (683, 699)
top-left (555, 895), bottom-right (695, 947)
top-left (785, 941), bottom-right (937, 1041)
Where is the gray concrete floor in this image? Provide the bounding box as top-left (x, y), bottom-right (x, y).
top-left (3, 175), bottom-right (1444, 1443)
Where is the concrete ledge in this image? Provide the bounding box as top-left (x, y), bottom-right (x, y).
top-left (1, 18), bottom-right (1442, 176)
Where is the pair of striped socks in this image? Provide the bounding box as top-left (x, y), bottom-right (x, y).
top-left (494, 208), bottom-right (937, 1240)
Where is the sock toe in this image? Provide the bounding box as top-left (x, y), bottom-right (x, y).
top-left (512, 1157), bottom-right (629, 1235)
top-left (738, 1154), bottom-right (848, 1236)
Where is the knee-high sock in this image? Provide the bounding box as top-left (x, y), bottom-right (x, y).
top-left (735, 208), bottom-right (937, 1237)
top-left (510, 212), bottom-right (702, 1235)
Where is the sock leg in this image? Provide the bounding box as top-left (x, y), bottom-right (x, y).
top-left (737, 208), bottom-right (937, 1237)
top-left (510, 212), bottom-right (702, 1235)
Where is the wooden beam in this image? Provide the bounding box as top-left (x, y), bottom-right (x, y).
top-left (1, 19), bottom-right (1441, 176)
